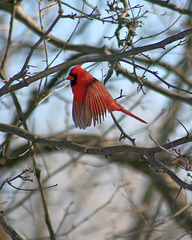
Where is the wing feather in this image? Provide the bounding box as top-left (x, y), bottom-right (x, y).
top-left (72, 98), bottom-right (92, 129)
top-left (84, 79), bottom-right (114, 126)
top-left (72, 79), bottom-right (115, 129)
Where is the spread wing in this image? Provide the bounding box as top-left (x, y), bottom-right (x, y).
top-left (72, 98), bottom-right (92, 129)
top-left (72, 79), bottom-right (114, 129)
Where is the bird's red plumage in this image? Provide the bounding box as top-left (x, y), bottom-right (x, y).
top-left (67, 65), bottom-right (147, 129)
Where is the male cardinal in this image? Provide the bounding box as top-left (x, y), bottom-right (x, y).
top-left (67, 65), bottom-right (147, 129)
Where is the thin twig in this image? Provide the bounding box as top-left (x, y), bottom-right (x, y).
top-left (1, 28), bottom-right (192, 98)
top-left (121, 59), bottom-right (192, 95)
top-left (59, 184), bottom-right (126, 236)
top-left (0, 0), bottom-right (16, 76)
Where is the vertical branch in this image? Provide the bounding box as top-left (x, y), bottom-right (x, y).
top-left (30, 144), bottom-right (56, 240)
top-left (0, 0), bottom-right (17, 78)
top-left (38, 0), bottom-right (49, 90)
top-left (0, 0), bottom-right (29, 152)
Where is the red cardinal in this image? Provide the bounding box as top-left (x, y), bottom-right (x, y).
top-left (67, 65), bottom-right (147, 129)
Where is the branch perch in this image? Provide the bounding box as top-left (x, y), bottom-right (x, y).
top-left (0, 28), bottom-right (192, 97)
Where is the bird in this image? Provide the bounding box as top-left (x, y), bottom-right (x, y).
top-left (67, 64), bottom-right (147, 129)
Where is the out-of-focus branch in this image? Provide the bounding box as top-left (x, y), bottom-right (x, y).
top-left (3, 1), bottom-right (64, 88)
top-left (0, 0), bottom-right (16, 78)
top-left (145, 0), bottom-right (192, 16)
top-left (115, 63), bottom-right (192, 105)
top-left (121, 59), bottom-right (192, 94)
top-left (133, 56), bottom-right (192, 87)
top-left (0, 213), bottom-right (24, 240)
top-left (0, 122), bottom-right (191, 156)
top-left (0, 122), bottom-right (192, 191)
top-left (0, 1), bottom-right (105, 54)
top-left (31, 146), bottom-right (56, 240)
top-left (2, 132), bottom-right (192, 234)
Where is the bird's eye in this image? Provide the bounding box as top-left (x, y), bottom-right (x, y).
top-left (70, 73), bottom-right (77, 79)
top-left (70, 73), bottom-right (78, 86)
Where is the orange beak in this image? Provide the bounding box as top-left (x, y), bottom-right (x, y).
top-left (67, 75), bottom-right (74, 81)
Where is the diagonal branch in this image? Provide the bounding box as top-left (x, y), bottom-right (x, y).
top-left (0, 2), bottom-right (105, 54)
top-left (115, 63), bottom-right (192, 105)
top-left (0, 28), bottom-right (192, 97)
top-left (145, 0), bottom-right (192, 16)
top-left (0, 213), bottom-right (24, 240)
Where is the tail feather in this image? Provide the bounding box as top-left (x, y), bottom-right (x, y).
top-left (119, 107), bottom-right (147, 124)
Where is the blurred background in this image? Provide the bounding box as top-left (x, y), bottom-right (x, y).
top-left (0, 0), bottom-right (192, 239)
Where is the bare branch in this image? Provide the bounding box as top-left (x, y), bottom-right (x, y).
top-left (0, 28), bottom-right (192, 97)
top-left (0, 122), bottom-right (191, 156)
top-left (145, 0), bottom-right (192, 16)
top-left (0, 213), bottom-right (24, 240)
